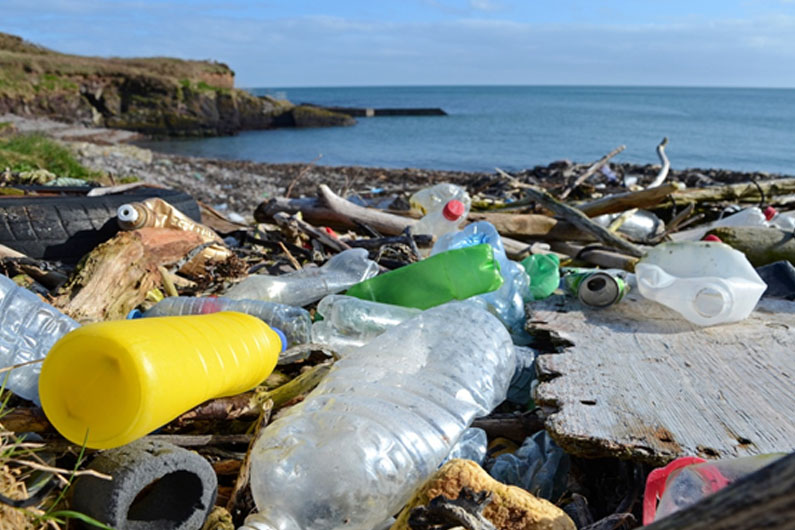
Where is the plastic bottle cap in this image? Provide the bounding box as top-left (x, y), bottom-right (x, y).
top-left (442, 200), bottom-right (466, 221)
top-left (272, 327), bottom-right (288, 352)
top-left (702, 234), bottom-right (722, 243)
top-left (764, 206), bottom-right (778, 221)
top-left (117, 204), bottom-right (139, 223)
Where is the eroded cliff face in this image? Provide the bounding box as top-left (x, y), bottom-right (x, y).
top-left (0, 32), bottom-right (354, 136)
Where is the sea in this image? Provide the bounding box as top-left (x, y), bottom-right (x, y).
top-left (140, 86), bottom-right (795, 175)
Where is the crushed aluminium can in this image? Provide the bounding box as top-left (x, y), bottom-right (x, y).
top-left (563, 268), bottom-right (628, 308)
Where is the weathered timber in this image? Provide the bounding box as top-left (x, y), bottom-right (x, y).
top-left (706, 226), bottom-right (795, 267)
top-left (498, 170), bottom-right (644, 257)
top-left (559, 145), bottom-right (626, 200)
top-left (641, 451), bottom-right (795, 530)
top-left (467, 212), bottom-right (593, 242)
top-left (549, 242), bottom-right (638, 271)
top-left (578, 183), bottom-right (683, 217)
top-left (532, 294), bottom-right (795, 465)
top-left (658, 178), bottom-right (795, 210)
top-left (53, 228), bottom-right (205, 322)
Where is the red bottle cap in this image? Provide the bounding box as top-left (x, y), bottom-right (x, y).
top-left (702, 234), bottom-right (722, 243)
top-left (442, 200), bottom-right (466, 221)
top-left (764, 206), bottom-right (778, 221)
top-left (643, 456), bottom-right (707, 525)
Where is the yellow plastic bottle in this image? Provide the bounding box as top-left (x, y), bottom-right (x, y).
top-left (39, 312), bottom-right (282, 449)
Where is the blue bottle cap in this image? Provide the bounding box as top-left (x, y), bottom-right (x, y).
top-left (271, 326), bottom-right (288, 352)
top-left (127, 308), bottom-right (143, 320)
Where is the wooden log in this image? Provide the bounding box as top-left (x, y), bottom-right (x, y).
top-left (641, 451), bottom-right (795, 530)
top-left (550, 242), bottom-right (639, 271)
top-left (272, 212), bottom-right (352, 253)
top-left (467, 212), bottom-right (594, 242)
top-left (254, 196), bottom-right (355, 230)
top-left (320, 184), bottom-right (417, 235)
top-left (0, 243), bottom-right (26, 259)
top-left (706, 226), bottom-right (795, 267)
top-left (559, 145), bottom-right (626, 200)
top-left (498, 170), bottom-right (644, 257)
top-left (578, 183), bottom-right (683, 217)
top-left (660, 178), bottom-right (795, 209)
top-left (344, 234), bottom-right (435, 249)
top-left (52, 228), bottom-right (205, 322)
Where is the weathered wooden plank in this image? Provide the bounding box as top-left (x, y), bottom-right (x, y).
top-left (531, 293), bottom-right (795, 465)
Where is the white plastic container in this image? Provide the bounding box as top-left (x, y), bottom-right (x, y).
top-left (635, 241), bottom-right (767, 326)
top-left (224, 248), bottom-right (379, 307)
top-left (672, 207), bottom-right (770, 241)
top-left (242, 302), bottom-right (516, 530)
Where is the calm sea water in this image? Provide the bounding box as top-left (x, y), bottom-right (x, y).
top-left (141, 86), bottom-right (795, 174)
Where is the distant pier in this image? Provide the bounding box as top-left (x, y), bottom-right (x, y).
top-left (302, 104), bottom-right (447, 117)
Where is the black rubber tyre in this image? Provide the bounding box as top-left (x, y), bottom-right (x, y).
top-left (0, 186), bottom-right (200, 263)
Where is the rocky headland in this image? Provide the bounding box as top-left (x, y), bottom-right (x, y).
top-left (0, 32), bottom-right (354, 137)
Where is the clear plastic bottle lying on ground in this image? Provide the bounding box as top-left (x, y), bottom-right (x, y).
top-left (673, 206), bottom-right (771, 241)
top-left (242, 302), bottom-right (516, 530)
top-left (432, 221), bottom-right (532, 343)
top-left (311, 295), bottom-right (421, 351)
top-left (225, 248), bottom-right (379, 307)
top-left (0, 275), bottom-right (79, 405)
top-left (409, 183), bottom-right (471, 217)
top-left (143, 296), bottom-right (311, 347)
top-left (635, 241), bottom-right (767, 326)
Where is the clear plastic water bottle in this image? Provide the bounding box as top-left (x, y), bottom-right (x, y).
top-left (143, 296), bottom-right (311, 347)
top-left (411, 199), bottom-right (467, 241)
top-left (444, 427), bottom-right (488, 465)
top-left (225, 249), bottom-right (379, 307)
top-left (242, 302), bottom-right (516, 530)
top-left (311, 295), bottom-right (421, 352)
top-left (432, 221), bottom-right (532, 344)
top-left (0, 275), bottom-right (79, 405)
top-left (409, 183), bottom-right (471, 217)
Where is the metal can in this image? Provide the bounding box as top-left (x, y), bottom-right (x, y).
top-left (563, 269), bottom-right (628, 308)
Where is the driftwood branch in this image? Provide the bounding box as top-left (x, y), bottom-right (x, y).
top-left (498, 169), bottom-right (644, 257)
top-left (272, 211), bottom-right (352, 253)
top-left (578, 183), bottom-right (682, 218)
top-left (559, 145), bottom-right (626, 200)
top-left (647, 137), bottom-right (670, 188)
top-left (320, 184), bottom-right (417, 235)
top-left (549, 242), bottom-right (639, 271)
top-left (641, 452), bottom-right (795, 530)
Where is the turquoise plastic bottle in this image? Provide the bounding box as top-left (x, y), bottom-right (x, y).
top-left (345, 244), bottom-right (503, 310)
top-left (521, 254), bottom-right (561, 300)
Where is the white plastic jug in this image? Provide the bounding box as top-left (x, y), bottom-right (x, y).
top-left (635, 241), bottom-right (766, 326)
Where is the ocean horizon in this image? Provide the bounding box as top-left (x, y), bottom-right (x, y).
top-left (140, 85), bottom-right (795, 175)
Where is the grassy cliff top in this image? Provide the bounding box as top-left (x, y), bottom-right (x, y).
top-left (0, 32), bottom-right (234, 93)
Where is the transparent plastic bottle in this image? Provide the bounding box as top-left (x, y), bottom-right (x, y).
top-left (311, 295), bottom-right (421, 352)
top-left (765, 206), bottom-right (795, 231)
top-left (674, 206), bottom-right (770, 241)
top-left (143, 296), bottom-right (311, 347)
top-left (225, 249), bottom-right (379, 307)
top-left (411, 199), bottom-right (467, 240)
top-left (409, 183), bottom-right (471, 217)
top-left (444, 427), bottom-right (488, 465)
top-left (0, 275), bottom-right (79, 405)
top-left (432, 221), bottom-right (531, 344)
top-left (635, 241), bottom-right (767, 326)
top-left (242, 302), bottom-right (516, 530)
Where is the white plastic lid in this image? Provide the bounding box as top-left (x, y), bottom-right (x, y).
top-left (117, 204), bottom-right (139, 224)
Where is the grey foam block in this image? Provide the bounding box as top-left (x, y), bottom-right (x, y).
top-left (71, 439), bottom-right (218, 530)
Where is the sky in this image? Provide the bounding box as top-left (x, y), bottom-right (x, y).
top-left (2, 0), bottom-right (795, 88)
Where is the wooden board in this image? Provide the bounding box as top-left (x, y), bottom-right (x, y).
top-left (531, 292), bottom-right (795, 465)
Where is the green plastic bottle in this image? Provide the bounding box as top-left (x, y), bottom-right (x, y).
top-left (521, 253), bottom-right (561, 300)
top-left (345, 244), bottom-right (503, 310)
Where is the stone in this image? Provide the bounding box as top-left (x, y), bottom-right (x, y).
top-left (391, 459), bottom-right (576, 530)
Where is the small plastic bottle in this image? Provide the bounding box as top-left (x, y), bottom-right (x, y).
top-left (0, 275), bottom-right (79, 405)
top-left (521, 254), bottom-right (561, 300)
top-left (225, 248), bottom-right (379, 307)
top-left (117, 198), bottom-right (220, 243)
top-left (311, 295), bottom-right (421, 351)
top-left (39, 312), bottom-right (283, 449)
top-left (635, 241), bottom-right (767, 326)
top-left (409, 183), bottom-right (471, 217)
top-left (242, 302), bottom-right (516, 530)
top-left (411, 199), bottom-right (467, 240)
top-left (444, 427), bottom-right (488, 465)
top-left (143, 296), bottom-right (312, 347)
top-left (432, 221), bottom-right (532, 343)
top-left (764, 206), bottom-right (795, 231)
top-left (345, 244), bottom-right (503, 310)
